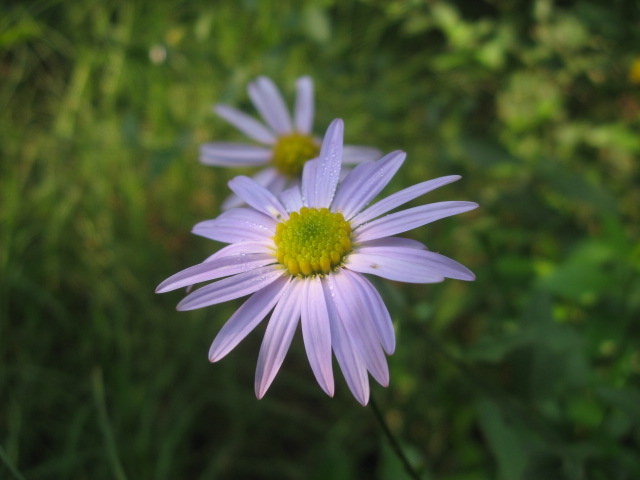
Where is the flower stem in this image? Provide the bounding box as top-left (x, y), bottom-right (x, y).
top-left (370, 395), bottom-right (422, 480)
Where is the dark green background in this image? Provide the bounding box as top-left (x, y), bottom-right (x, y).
top-left (2, 0), bottom-right (639, 478)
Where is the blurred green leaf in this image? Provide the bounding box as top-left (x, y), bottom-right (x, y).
top-left (476, 399), bottom-right (529, 480)
top-left (536, 240), bottom-right (620, 303)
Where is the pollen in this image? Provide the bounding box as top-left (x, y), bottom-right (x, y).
top-left (272, 133), bottom-right (320, 177)
top-left (274, 207), bottom-right (352, 276)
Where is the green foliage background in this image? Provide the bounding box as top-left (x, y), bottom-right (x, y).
top-left (2, 0), bottom-right (639, 478)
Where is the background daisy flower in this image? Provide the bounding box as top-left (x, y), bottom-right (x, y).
top-left (201, 76), bottom-right (382, 208)
top-left (158, 119), bottom-right (478, 405)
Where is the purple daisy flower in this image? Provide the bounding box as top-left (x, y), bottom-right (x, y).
top-left (201, 76), bottom-right (381, 209)
top-left (158, 119), bottom-right (478, 405)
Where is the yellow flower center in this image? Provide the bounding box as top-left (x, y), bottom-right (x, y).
top-left (272, 133), bottom-right (320, 177)
top-left (274, 207), bottom-right (352, 276)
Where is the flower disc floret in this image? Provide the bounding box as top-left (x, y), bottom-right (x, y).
top-left (274, 207), bottom-right (352, 276)
top-left (272, 133), bottom-right (320, 177)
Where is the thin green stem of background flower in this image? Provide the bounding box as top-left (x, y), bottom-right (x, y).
top-left (370, 395), bottom-right (422, 480)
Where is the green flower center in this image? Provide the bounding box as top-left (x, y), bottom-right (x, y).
top-left (274, 207), bottom-right (352, 276)
top-left (272, 133), bottom-right (320, 177)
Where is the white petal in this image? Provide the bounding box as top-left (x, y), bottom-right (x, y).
top-left (338, 166), bottom-right (351, 182)
top-left (416, 250), bottom-right (476, 281)
top-left (199, 142), bottom-right (272, 167)
top-left (203, 240), bottom-right (273, 263)
top-left (346, 247), bottom-right (475, 283)
top-left (253, 167), bottom-right (289, 200)
top-left (330, 160), bottom-right (375, 208)
top-left (342, 145), bottom-right (383, 164)
top-left (220, 193), bottom-right (245, 211)
top-left (322, 279), bottom-right (370, 405)
top-left (294, 76), bottom-right (314, 134)
top-left (208, 276), bottom-right (291, 362)
top-left (300, 157), bottom-right (319, 206)
top-left (351, 175), bottom-right (462, 227)
top-left (301, 277), bottom-right (334, 396)
top-left (228, 176), bottom-right (289, 220)
top-left (177, 265), bottom-right (284, 311)
top-left (220, 168), bottom-right (284, 211)
top-left (248, 76), bottom-right (292, 135)
top-left (214, 104), bottom-right (276, 144)
top-left (356, 236), bottom-right (426, 250)
top-left (302, 119), bottom-right (343, 208)
top-left (254, 168), bottom-right (289, 202)
top-left (266, 174), bottom-right (288, 198)
top-left (355, 201), bottom-right (478, 242)
top-left (255, 278), bottom-right (303, 398)
top-left (279, 185), bottom-right (304, 212)
top-left (156, 252), bottom-right (275, 293)
top-left (345, 271), bottom-right (396, 354)
top-left (332, 151), bottom-right (406, 220)
top-left (192, 208), bottom-right (276, 243)
top-left (346, 252), bottom-right (441, 283)
top-left (252, 167), bottom-right (280, 187)
top-left (328, 271), bottom-right (389, 387)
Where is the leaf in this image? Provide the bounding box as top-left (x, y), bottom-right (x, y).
top-left (476, 399), bottom-right (529, 480)
top-left (536, 240), bottom-right (617, 304)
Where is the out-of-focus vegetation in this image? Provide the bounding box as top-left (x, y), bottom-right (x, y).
top-left (1, 0), bottom-right (639, 478)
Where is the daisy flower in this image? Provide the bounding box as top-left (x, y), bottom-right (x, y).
top-left (157, 119), bottom-right (478, 405)
top-left (201, 76), bottom-right (381, 208)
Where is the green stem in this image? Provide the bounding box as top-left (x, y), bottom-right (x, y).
top-left (370, 395), bottom-right (422, 480)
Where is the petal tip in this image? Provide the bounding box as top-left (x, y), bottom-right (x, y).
top-left (351, 385), bottom-right (370, 406)
top-left (208, 347), bottom-right (221, 363)
top-left (227, 175), bottom-right (250, 189)
top-left (330, 118), bottom-right (344, 130)
top-left (391, 150), bottom-right (407, 160)
top-left (255, 384), bottom-right (267, 400)
top-left (321, 381), bottom-right (335, 398)
top-left (176, 299), bottom-right (192, 311)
